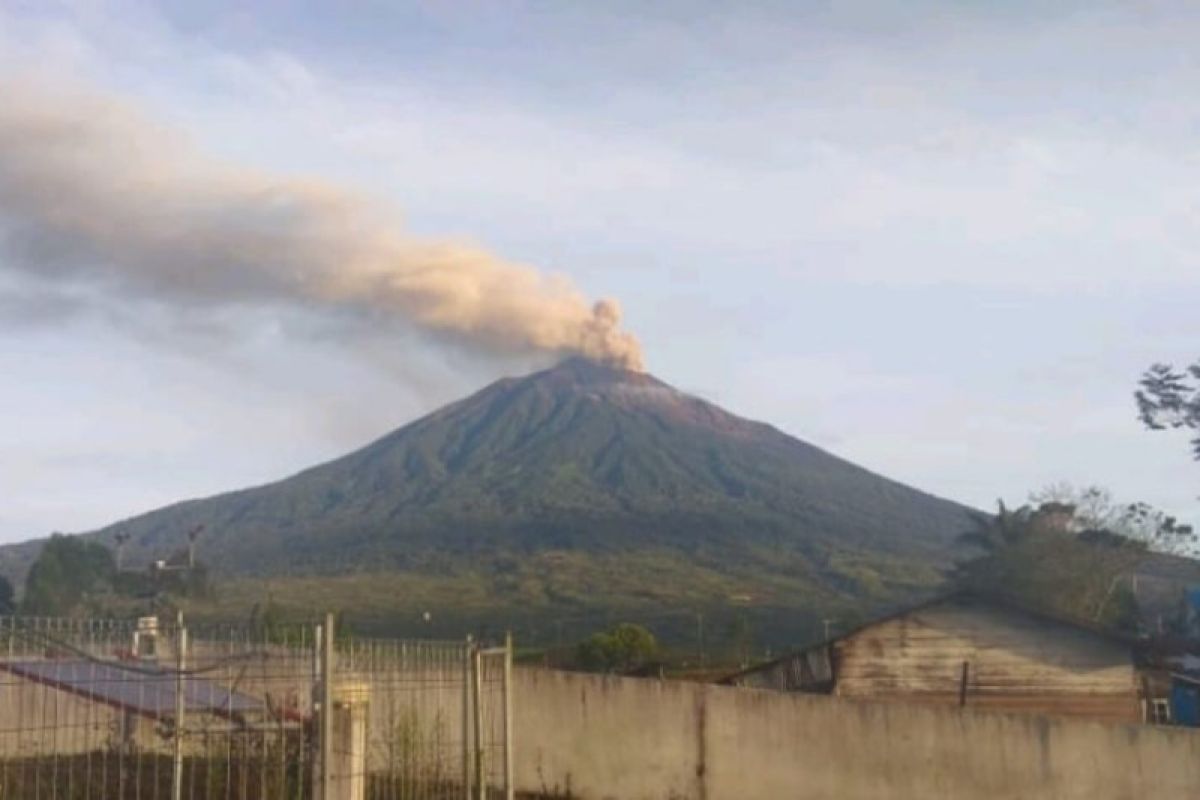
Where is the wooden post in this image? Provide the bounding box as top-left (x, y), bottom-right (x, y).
top-left (959, 661), bottom-right (970, 708)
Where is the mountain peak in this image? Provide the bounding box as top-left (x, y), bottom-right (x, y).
top-left (1, 353), bottom-right (974, 632)
top-left (536, 356), bottom-right (651, 385)
top-left (519, 356), bottom-right (704, 415)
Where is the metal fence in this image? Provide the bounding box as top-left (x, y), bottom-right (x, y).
top-left (0, 614), bottom-right (512, 800)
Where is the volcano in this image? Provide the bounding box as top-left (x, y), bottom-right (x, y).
top-left (1, 359), bottom-right (975, 638)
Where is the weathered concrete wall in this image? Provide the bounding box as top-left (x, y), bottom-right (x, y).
top-left (514, 667), bottom-right (1200, 800)
top-left (0, 673), bottom-right (128, 755)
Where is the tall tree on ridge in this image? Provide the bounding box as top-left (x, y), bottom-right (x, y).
top-left (1137, 361), bottom-right (1200, 461)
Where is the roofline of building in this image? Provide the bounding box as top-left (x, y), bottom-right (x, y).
top-left (1171, 672), bottom-right (1200, 687)
top-left (0, 661), bottom-right (178, 723)
top-left (0, 660), bottom-right (257, 724)
top-left (719, 587), bottom-right (1141, 685)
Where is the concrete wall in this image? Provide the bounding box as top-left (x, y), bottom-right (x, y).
top-left (513, 667), bottom-right (1200, 800)
top-left (0, 673), bottom-right (127, 756)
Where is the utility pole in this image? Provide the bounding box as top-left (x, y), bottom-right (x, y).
top-left (186, 525), bottom-right (204, 569)
top-left (114, 532), bottom-right (130, 571)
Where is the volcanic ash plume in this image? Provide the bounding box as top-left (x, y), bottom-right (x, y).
top-left (0, 79), bottom-right (644, 370)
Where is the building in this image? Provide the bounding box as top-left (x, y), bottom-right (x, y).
top-left (722, 592), bottom-right (1146, 723)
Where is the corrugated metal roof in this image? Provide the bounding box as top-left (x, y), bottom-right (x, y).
top-left (0, 660), bottom-right (262, 719)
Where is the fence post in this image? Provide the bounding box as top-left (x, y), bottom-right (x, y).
top-left (462, 636), bottom-right (472, 800)
top-left (172, 613), bottom-right (187, 800)
top-left (473, 643), bottom-right (485, 800)
top-left (322, 612), bottom-right (335, 800)
top-left (503, 631), bottom-right (514, 800)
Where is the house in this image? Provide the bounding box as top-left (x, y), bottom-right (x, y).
top-left (722, 592), bottom-right (1147, 723)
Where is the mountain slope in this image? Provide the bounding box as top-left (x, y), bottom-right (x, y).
top-left (1, 359), bottom-right (976, 637)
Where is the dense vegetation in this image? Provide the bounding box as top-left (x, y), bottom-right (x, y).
top-left (0, 573), bottom-right (13, 614)
top-left (575, 623), bottom-right (659, 673)
top-left (21, 534), bottom-right (119, 616)
top-left (955, 505), bottom-right (1142, 630)
top-left (19, 533), bottom-right (209, 617)
top-left (955, 488), bottom-right (1198, 633)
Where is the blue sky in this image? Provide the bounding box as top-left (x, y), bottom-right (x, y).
top-left (1, 1), bottom-right (1198, 541)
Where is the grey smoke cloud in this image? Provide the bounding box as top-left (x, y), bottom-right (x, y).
top-left (0, 78), bottom-right (644, 370)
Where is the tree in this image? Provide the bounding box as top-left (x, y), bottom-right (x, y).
top-left (0, 574), bottom-right (14, 614)
top-left (727, 612), bottom-right (754, 668)
top-left (955, 500), bottom-right (1146, 630)
top-left (575, 623), bottom-right (658, 673)
top-left (1137, 361), bottom-right (1200, 460)
top-left (1029, 483), bottom-right (1196, 556)
top-left (21, 534), bottom-right (117, 616)
top-left (958, 501), bottom-right (1036, 554)
top-left (248, 597), bottom-right (291, 644)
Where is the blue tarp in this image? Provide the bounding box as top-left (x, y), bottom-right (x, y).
top-left (1188, 588), bottom-right (1200, 612)
top-left (1170, 678), bottom-right (1200, 727)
